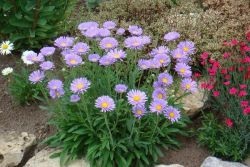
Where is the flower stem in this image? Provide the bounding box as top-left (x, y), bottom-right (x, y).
top-left (150, 114), bottom-right (159, 141)
top-left (104, 113), bottom-right (114, 146)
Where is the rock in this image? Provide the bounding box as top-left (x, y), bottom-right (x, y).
top-left (243, 156), bottom-right (250, 166)
top-left (24, 148), bottom-right (90, 167)
top-left (0, 130), bottom-right (36, 167)
top-left (201, 156), bottom-right (248, 167)
top-left (155, 164), bottom-right (184, 167)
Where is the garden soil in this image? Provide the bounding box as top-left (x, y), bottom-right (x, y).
top-left (0, 55), bottom-right (209, 167)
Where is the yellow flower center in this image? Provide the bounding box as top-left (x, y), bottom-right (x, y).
top-left (101, 102), bottom-right (109, 108)
top-left (78, 48), bottom-right (84, 52)
top-left (113, 53), bottom-right (120, 58)
top-left (2, 44), bottom-right (9, 50)
top-left (156, 105), bottom-right (162, 111)
top-left (61, 42), bottom-right (67, 47)
top-left (176, 54), bottom-right (181, 58)
top-left (157, 93), bottom-right (163, 99)
top-left (32, 57), bottom-right (38, 61)
top-left (169, 112), bottom-right (175, 118)
top-left (70, 59), bottom-right (77, 64)
top-left (162, 78), bottom-right (168, 83)
top-left (160, 59), bottom-right (165, 63)
top-left (133, 41), bottom-right (139, 46)
top-left (137, 110), bottom-right (142, 115)
top-left (133, 95), bottom-right (141, 102)
top-left (186, 84), bottom-right (191, 89)
top-left (180, 68), bottom-right (186, 74)
top-left (76, 83), bottom-right (84, 89)
top-left (106, 43), bottom-right (113, 48)
top-left (183, 47), bottom-right (189, 52)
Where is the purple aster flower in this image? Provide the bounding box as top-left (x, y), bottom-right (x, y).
top-left (128, 25), bottom-right (143, 36)
top-left (70, 94), bottom-right (80, 102)
top-left (99, 55), bottom-right (116, 66)
top-left (54, 36), bottom-right (74, 49)
top-left (106, 49), bottom-right (126, 60)
top-left (70, 77), bottom-right (91, 94)
top-left (138, 59), bottom-right (151, 70)
top-left (153, 81), bottom-right (163, 89)
top-left (171, 48), bottom-right (186, 59)
top-left (98, 28), bottom-right (111, 37)
top-left (153, 54), bottom-right (171, 67)
top-left (40, 61), bottom-right (54, 71)
top-left (27, 52), bottom-right (44, 63)
top-left (164, 106), bottom-right (181, 123)
top-left (157, 72), bottom-right (173, 87)
top-left (103, 21), bottom-right (116, 29)
top-left (181, 78), bottom-right (197, 93)
top-left (175, 63), bottom-right (192, 78)
top-left (116, 28), bottom-right (125, 35)
top-left (95, 95), bottom-right (115, 112)
top-left (40, 47), bottom-right (55, 56)
top-left (132, 105), bottom-right (146, 119)
top-left (124, 36), bottom-right (144, 50)
top-left (115, 84), bottom-right (128, 93)
top-left (72, 42), bottom-right (90, 55)
top-left (78, 21), bottom-right (99, 31)
top-left (61, 49), bottom-right (74, 57)
top-left (127, 90), bottom-right (147, 106)
top-left (64, 54), bottom-right (82, 67)
top-left (164, 32), bottom-right (180, 42)
top-left (148, 59), bottom-right (161, 69)
top-left (149, 99), bottom-right (167, 114)
top-left (150, 46), bottom-right (170, 57)
top-left (177, 40), bottom-right (195, 55)
top-left (83, 27), bottom-right (99, 38)
top-left (47, 79), bottom-right (63, 90)
top-left (141, 35), bottom-right (151, 45)
top-left (88, 54), bottom-right (100, 62)
top-left (29, 70), bottom-right (45, 84)
top-left (100, 37), bottom-right (118, 50)
top-left (49, 88), bottom-right (65, 99)
top-left (152, 88), bottom-right (167, 100)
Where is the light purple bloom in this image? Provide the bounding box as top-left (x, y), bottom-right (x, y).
top-left (138, 59), bottom-right (151, 70)
top-left (177, 40), bottom-right (195, 55)
top-left (152, 88), bottom-right (167, 100)
top-left (88, 54), bottom-right (100, 62)
top-left (54, 36), bottom-right (74, 49)
top-left (127, 90), bottom-right (147, 106)
top-left (49, 88), bottom-right (65, 99)
top-left (116, 28), bottom-right (125, 35)
top-left (100, 37), bottom-right (118, 50)
top-left (153, 81), bottom-right (163, 89)
top-left (148, 59), bottom-right (161, 69)
top-left (99, 55), bottom-right (116, 66)
top-left (132, 105), bottom-right (146, 119)
top-left (61, 49), bottom-right (74, 57)
top-left (95, 95), bottom-right (115, 112)
top-left (181, 78), bottom-right (197, 93)
top-left (115, 84), bottom-right (128, 93)
top-left (128, 25), bottom-right (143, 36)
top-left (27, 52), bottom-right (44, 63)
top-left (78, 21), bottom-right (99, 31)
top-left (40, 61), bottom-right (54, 71)
top-left (164, 32), bottom-right (180, 42)
top-left (98, 28), bottom-right (111, 37)
top-left (72, 42), bottom-right (90, 55)
top-left (47, 79), bottom-right (63, 90)
top-left (175, 63), bottom-right (192, 78)
top-left (107, 49), bottom-right (126, 60)
top-left (70, 94), bottom-right (80, 102)
top-left (150, 46), bottom-right (170, 57)
top-left (83, 27), bottom-right (99, 38)
top-left (141, 35), bottom-right (151, 45)
top-left (103, 21), bottom-right (116, 29)
top-left (157, 72), bottom-right (173, 87)
top-left (153, 54), bottom-right (171, 67)
top-left (29, 70), bottom-right (45, 84)
top-left (149, 99), bottom-right (167, 114)
top-left (40, 47), bottom-right (55, 56)
top-left (70, 77), bottom-right (91, 94)
top-left (164, 106), bottom-right (181, 123)
top-left (64, 54), bottom-right (82, 67)
top-left (124, 36), bottom-right (144, 50)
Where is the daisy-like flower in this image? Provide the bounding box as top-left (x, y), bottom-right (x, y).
top-left (70, 77), bottom-right (91, 94)
top-left (98, 28), bottom-right (111, 37)
top-left (177, 40), bottom-right (195, 55)
top-left (40, 47), bottom-right (55, 56)
top-left (54, 36), bottom-right (74, 49)
top-left (152, 88), bottom-right (167, 100)
top-left (149, 99), bottom-right (167, 114)
top-left (21, 51), bottom-right (35, 65)
top-left (40, 61), bottom-right (54, 71)
top-left (0, 41), bottom-right (14, 55)
top-left (99, 55), bottom-right (116, 66)
top-left (164, 106), bottom-right (181, 123)
top-left (88, 54), bottom-right (100, 62)
top-left (103, 21), bottom-right (116, 29)
top-left (95, 95), bottom-right (115, 112)
top-left (153, 54), bottom-right (171, 67)
top-left (128, 25), bottom-right (143, 36)
top-left (141, 35), bottom-right (151, 45)
top-left (164, 32), bottom-right (180, 42)
top-left (153, 81), bottom-right (163, 89)
top-left (127, 90), bottom-right (147, 106)
top-left (107, 49), bottom-right (126, 60)
top-left (49, 88), bottom-right (65, 99)
top-left (157, 72), bottom-right (173, 87)
top-left (149, 59), bottom-right (161, 69)
top-left (115, 84), bottom-right (128, 93)
top-left (27, 52), bottom-right (44, 63)
top-left (138, 59), bottom-right (151, 70)
top-left (100, 37), bottom-right (118, 50)
top-left (29, 70), bottom-right (45, 84)
top-left (124, 36), bottom-right (144, 50)
top-left (171, 48), bottom-right (187, 60)
top-left (181, 78), bottom-right (197, 93)
top-left (150, 46), bottom-right (169, 56)
top-left (70, 94), bottom-right (80, 102)
top-left (64, 54), bottom-right (82, 67)
top-left (132, 105), bottom-right (146, 119)
top-left (47, 79), bottom-right (63, 90)
top-left (72, 42), bottom-right (90, 55)
top-left (2, 67), bottom-right (13, 76)
top-left (175, 63), bottom-right (192, 78)
top-left (78, 21), bottom-right (99, 31)
top-left (116, 28), bottom-right (125, 35)
top-left (83, 27), bottom-right (99, 38)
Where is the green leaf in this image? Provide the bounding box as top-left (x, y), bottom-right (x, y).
top-left (9, 16), bottom-right (32, 28)
top-left (3, 2), bottom-right (14, 11)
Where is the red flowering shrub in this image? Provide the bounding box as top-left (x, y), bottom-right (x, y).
top-left (198, 32), bottom-right (250, 161)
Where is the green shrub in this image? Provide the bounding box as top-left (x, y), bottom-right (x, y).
top-left (86, 0), bottom-right (102, 10)
top-left (0, 0), bottom-right (76, 49)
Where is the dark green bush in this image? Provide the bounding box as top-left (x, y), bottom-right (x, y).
top-left (0, 0), bottom-right (76, 49)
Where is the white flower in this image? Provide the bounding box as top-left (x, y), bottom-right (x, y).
top-left (0, 41), bottom-right (14, 55)
top-left (2, 67), bottom-right (13, 76)
top-left (21, 50), bottom-right (35, 65)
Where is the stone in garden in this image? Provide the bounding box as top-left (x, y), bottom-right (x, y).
top-left (201, 156), bottom-right (248, 167)
top-left (0, 131), bottom-right (36, 167)
top-left (155, 164), bottom-right (184, 167)
top-left (24, 148), bottom-right (90, 167)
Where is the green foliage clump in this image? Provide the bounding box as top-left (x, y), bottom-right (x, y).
top-left (0, 0), bottom-right (76, 49)
top-left (86, 0), bottom-right (102, 10)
